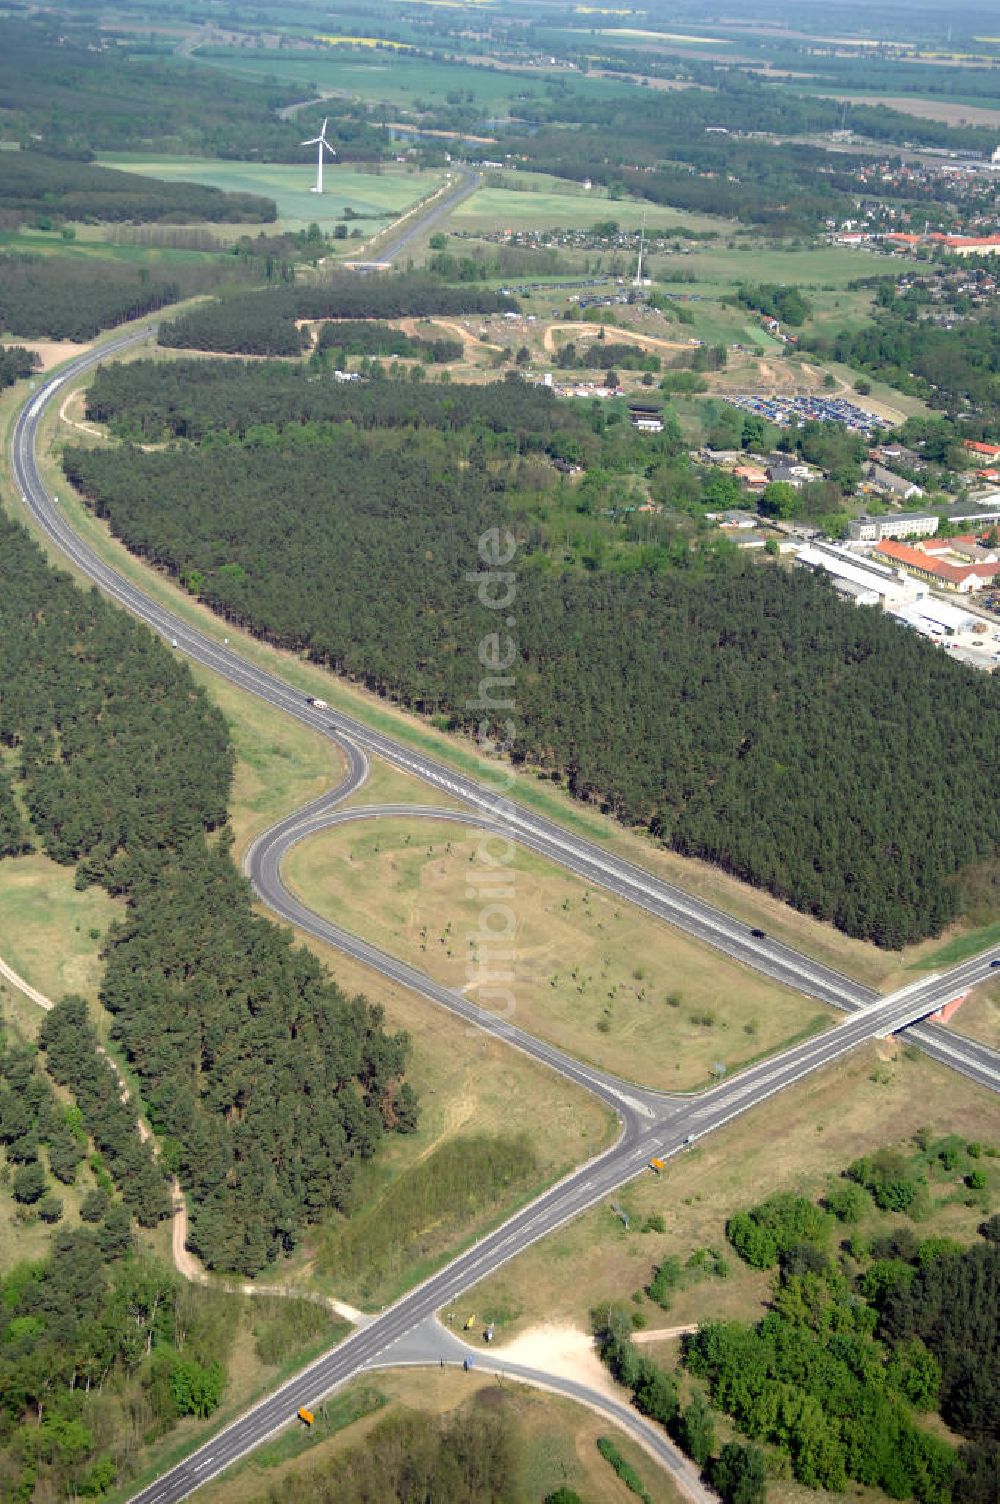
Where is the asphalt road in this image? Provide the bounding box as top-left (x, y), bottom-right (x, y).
top-left (375, 166), bottom-right (480, 264)
top-left (10, 336), bottom-right (1000, 1504)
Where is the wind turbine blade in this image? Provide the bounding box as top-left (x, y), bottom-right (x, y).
top-left (301, 135), bottom-right (321, 146)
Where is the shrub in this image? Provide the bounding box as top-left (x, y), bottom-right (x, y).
top-left (824, 1182), bottom-right (867, 1223)
top-left (847, 1150), bottom-right (921, 1213)
top-left (596, 1437), bottom-right (652, 1502)
top-left (12, 1162), bottom-right (46, 1204)
top-left (648, 1255), bottom-right (683, 1308)
top-left (678, 1392), bottom-right (716, 1467)
top-left (711, 1442), bottom-right (767, 1504)
top-left (728, 1194), bottom-right (831, 1269)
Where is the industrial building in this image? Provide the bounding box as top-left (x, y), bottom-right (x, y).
top-left (794, 543), bottom-right (925, 608)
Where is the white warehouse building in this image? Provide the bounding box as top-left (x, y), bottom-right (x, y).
top-left (794, 542), bottom-right (927, 609)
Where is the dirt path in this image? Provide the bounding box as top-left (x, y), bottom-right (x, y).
top-left (633, 1323), bottom-right (699, 1345)
top-left (416, 316), bottom-right (505, 353)
top-left (542, 321), bottom-right (689, 357)
top-left (0, 951), bottom-right (368, 1324)
top-left (59, 390), bottom-right (104, 438)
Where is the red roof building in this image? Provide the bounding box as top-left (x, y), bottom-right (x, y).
top-left (875, 537), bottom-right (1000, 593)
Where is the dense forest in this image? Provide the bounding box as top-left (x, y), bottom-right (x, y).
top-left (157, 276), bottom-right (516, 355)
top-left (0, 255), bottom-right (180, 341)
top-left (594, 1134), bottom-right (999, 1504)
top-left (85, 358), bottom-right (573, 444)
top-left (0, 515), bottom-right (415, 1273)
top-left (67, 361), bottom-right (1000, 947)
top-left (0, 151), bottom-right (275, 227)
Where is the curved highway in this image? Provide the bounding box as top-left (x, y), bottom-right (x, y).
top-left (9, 334), bottom-right (1000, 1504)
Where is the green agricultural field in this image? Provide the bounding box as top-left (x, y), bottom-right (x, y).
top-left (450, 172), bottom-right (731, 235)
top-left (653, 241), bottom-right (888, 291)
top-left (0, 224), bottom-right (223, 266)
top-left (96, 156), bottom-right (446, 234)
top-left (191, 46), bottom-right (635, 113)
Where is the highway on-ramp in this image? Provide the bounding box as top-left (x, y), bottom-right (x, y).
top-left (9, 335), bottom-right (1000, 1504)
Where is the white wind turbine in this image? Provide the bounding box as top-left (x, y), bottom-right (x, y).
top-left (301, 117), bottom-right (336, 194)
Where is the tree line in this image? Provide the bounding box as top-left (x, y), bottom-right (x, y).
top-left (64, 367), bottom-right (1000, 946)
top-left (0, 150), bottom-right (275, 227)
top-left (0, 514), bottom-right (417, 1272)
top-left (0, 254), bottom-right (265, 343)
top-left (157, 275), bottom-right (516, 356)
top-left (556, 339), bottom-right (661, 373)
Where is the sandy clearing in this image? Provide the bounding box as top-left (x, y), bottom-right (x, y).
top-left (491, 1322), bottom-right (621, 1401)
top-left (3, 338), bottom-right (90, 372)
top-left (424, 315), bottom-right (505, 352)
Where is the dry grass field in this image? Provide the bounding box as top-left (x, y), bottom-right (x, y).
top-left (283, 815), bottom-right (834, 1091)
top-left (445, 1041), bottom-right (1000, 1344)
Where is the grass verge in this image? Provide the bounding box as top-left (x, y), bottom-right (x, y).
top-left (445, 1039), bottom-right (1000, 1345)
top-left (283, 815), bottom-right (834, 1091)
top-left (192, 1367), bottom-right (685, 1504)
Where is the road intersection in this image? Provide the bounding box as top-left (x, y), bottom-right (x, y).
top-left (9, 334), bottom-right (1000, 1504)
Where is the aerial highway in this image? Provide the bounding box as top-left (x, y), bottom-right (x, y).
top-left (376, 164), bottom-right (481, 263)
top-left (9, 335), bottom-right (1000, 1504)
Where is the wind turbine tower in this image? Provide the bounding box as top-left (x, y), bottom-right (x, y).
top-left (302, 117), bottom-right (336, 194)
top-left (633, 210), bottom-right (647, 287)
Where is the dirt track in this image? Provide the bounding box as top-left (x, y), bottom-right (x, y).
top-left (542, 321), bottom-right (690, 356)
top-left (0, 946), bottom-right (368, 1323)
